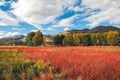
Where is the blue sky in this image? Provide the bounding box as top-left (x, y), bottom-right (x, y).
top-left (0, 0), bottom-right (120, 38)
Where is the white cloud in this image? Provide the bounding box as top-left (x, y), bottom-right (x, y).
top-left (0, 31), bottom-right (4, 36)
top-left (31, 30), bottom-right (38, 32)
top-left (0, 0), bottom-right (5, 6)
top-left (12, 27), bottom-right (25, 31)
top-left (58, 14), bottom-right (78, 27)
top-left (81, 0), bottom-right (120, 27)
top-left (45, 27), bottom-right (54, 31)
top-left (0, 32), bottom-right (20, 38)
top-left (82, 0), bottom-right (120, 10)
top-left (11, 0), bottom-right (78, 29)
top-left (0, 10), bottom-right (19, 26)
top-left (64, 27), bottom-right (70, 31)
top-left (68, 6), bottom-right (84, 12)
top-left (11, 0), bottom-right (64, 28)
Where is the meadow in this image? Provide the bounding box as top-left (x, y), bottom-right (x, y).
top-left (0, 46), bottom-right (120, 80)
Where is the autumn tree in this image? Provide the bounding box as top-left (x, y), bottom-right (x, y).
top-left (80, 34), bottom-right (91, 46)
top-left (91, 34), bottom-right (96, 46)
top-left (63, 34), bottom-right (73, 46)
top-left (32, 30), bottom-right (43, 46)
top-left (107, 31), bottom-right (119, 45)
top-left (26, 30), bottom-right (43, 46)
top-left (73, 34), bottom-right (80, 46)
top-left (102, 33), bottom-right (108, 45)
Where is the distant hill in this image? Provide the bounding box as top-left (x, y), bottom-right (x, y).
top-left (59, 28), bottom-right (89, 35)
top-left (0, 35), bottom-right (25, 45)
top-left (88, 26), bottom-right (120, 33)
top-left (0, 35), bottom-right (25, 41)
top-left (58, 26), bottom-right (120, 35)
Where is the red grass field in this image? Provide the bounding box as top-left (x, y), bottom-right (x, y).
top-left (0, 46), bottom-right (120, 80)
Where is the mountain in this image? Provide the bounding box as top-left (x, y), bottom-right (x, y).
top-left (58, 26), bottom-right (120, 35)
top-left (88, 26), bottom-right (120, 33)
top-left (0, 35), bottom-right (25, 45)
top-left (59, 28), bottom-right (89, 35)
top-left (0, 35), bottom-right (25, 41)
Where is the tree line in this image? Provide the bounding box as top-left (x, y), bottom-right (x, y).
top-left (54, 31), bottom-right (120, 46)
top-left (25, 30), bottom-right (120, 46)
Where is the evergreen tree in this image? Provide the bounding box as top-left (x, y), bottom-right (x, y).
top-left (54, 35), bottom-right (60, 46)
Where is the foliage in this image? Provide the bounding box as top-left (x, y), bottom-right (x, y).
top-left (73, 34), bottom-right (80, 46)
top-left (26, 30), bottom-right (43, 46)
top-left (0, 46), bottom-right (120, 80)
top-left (0, 51), bottom-right (51, 80)
top-left (63, 34), bottom-right (74, 46)
top-left (26, 32), bottom-right (35, 46)
top-left (55, 31), bottom-right (120, 46)
top-left (32, 30), bottom-right (43, 46)
top-left (23, 46), bottom-right (120, 80)
top-left (107, 31), bottom-right (119, 45)
top-left (54, 35), bottom-right (65, 46)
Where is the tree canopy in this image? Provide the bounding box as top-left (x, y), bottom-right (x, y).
top-left (26, 30), bottom-right (43, 46)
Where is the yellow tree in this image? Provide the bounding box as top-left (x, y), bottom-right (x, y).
top-left (73, 34), bottom-right (80, 46)
top-left (107, 31), bottom-right (119, 45)
top-left (63, 34), bottom-right (73, 46)
top-left (32, 30), bottom-right (43, 46)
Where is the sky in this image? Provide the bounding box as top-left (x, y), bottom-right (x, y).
top-left (0, 0), bottom-right (120, 38)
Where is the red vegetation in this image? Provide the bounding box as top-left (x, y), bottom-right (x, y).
top-left (0, 46), bottom-right (120, 80)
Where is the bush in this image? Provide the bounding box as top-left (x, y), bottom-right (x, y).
top-left (0, 51), bottom-right (52, 80)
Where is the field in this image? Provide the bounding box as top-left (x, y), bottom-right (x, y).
top-left (0, 46), bottom-right (120, 80)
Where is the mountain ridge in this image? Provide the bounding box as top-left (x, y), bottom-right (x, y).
top-left (58, 26), bottom-right (120, 35)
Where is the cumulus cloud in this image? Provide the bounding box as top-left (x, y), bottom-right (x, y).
top-left (0, 31), bottom-right (4, 36)
top-left (0, 31), bottom-right (20, 38)
top-left (11, 0), bottom-right (78, 29)
top-left (64, 27), bottom-right (70, 31)
top-left (31, 30), bottom-right (38, 32)
top-left (58, 14), bottom-right (78, 27)
top-left (12, 27), bottom-right (25, 31)
top-left (81, 0), bottom-right (120, 27)
top-left (11, 0), bottom-right (63, 28)
top-left (0, 0), bottom-right (5, 6)
top-left (0, 10), bottom-right (19, 26)
top-left (1, 0), bottom-right (119, 32)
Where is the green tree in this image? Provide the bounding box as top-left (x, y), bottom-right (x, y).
top-left (26, 32), bottom-right (35, 46)
top-left (54, 35), bottom-right (60, 46)
top-left (63, 34), bottom-right (73, 46)
top-left (54, 35), bottom-right (65, 46)
top-left (91, 34), bottom-right (96, 46)
top-left (59, 35), bottom-right (65, 46)
top-left (103, 33), bottom-right (108, 45)
top-left (32, 30), bottom-right (43, 46)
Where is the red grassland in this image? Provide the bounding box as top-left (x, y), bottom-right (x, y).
top-left (0, 46), bottom-right (120, 80)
